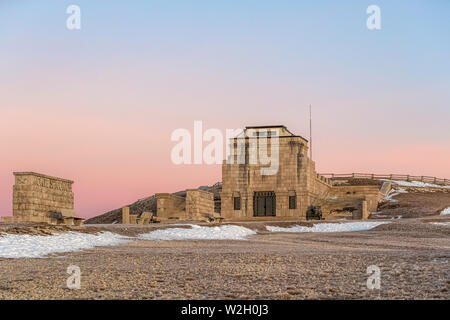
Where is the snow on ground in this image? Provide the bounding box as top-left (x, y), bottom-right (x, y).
top-left (383, 188), bottom-right (408, 202)
top-left (431, 222), bottom-right (450, 227)
top-left (440, 207), bottom-right (450, 216)
top-left (266, 221), bottom-right (389, 233)
top-left (0, 232), bottom-right (131, 258)
top-left (139, 224), bottom-right (256, 241)
top-left (382, 179), bottom-right (450, 189)
top-left (371, 213), bottom-right (389, 218)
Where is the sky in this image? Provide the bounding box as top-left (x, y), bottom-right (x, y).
top-left (0, 0), bottom-right (449, 218)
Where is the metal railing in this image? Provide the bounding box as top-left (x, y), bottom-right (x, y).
top-left (319, 173), bottom-right (450, 186)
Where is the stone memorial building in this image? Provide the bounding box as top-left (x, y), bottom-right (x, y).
top-left (1, 172), bottom-right (83, 225)
top-left (220, 125), bottom-right (389, 220)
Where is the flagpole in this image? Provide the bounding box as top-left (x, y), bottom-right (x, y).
top-left (309, 104), bottom-right (312, 160)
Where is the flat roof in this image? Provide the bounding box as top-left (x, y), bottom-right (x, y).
top-left (240, 125), bottom-right (308, 142)
top-left (245, 125), bottom-right (287, 129)
top-left (13, 172), bottom-right (74, 184)
top-left (232, 135), bottom-right (309, 142)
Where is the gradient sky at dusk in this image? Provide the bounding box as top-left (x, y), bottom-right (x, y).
top-left (1, 0), bottom-right (449, 218)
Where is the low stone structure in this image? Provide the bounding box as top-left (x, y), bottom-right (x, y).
top-left (137, 212), bottom-right (152, 224)
top-left (185, 189), bottom-right (215, 220)
top-left (1, 172), bottom-right (83, 225)
top-left (155, 193), bottom-right (186, 219)
top-left (318, 183), bottom-right (391, 220)
top-left (121, 207), bottom-right (153, 225)
top-left (153, 189), bottom-right (215, 221)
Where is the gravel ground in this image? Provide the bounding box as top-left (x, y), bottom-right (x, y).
top-left (0, 218), bottom-right (449, 300)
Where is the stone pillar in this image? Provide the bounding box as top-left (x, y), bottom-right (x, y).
top-left (361, 200), bottom-right (369, 220)
top-left (122, 206), bottom-right (130, 224)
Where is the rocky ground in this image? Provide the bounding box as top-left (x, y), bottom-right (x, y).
top-left (374, 189), bottom-right (450, 219)
top-left (0, 218), bottom-right (448, 300)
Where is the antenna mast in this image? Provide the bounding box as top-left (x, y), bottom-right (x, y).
top-left (309, 104), bottom-right (312, 160)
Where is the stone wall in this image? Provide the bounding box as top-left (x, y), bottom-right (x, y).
top-left (2, 172), bottom-right (75, 224)
top-left (316, 185), bottom-right (388, 220)
top-left (318, 198), bottom-right (363, 220)
top-left (185, 189), bottom-right (214, 220)
top-left (154, 190), bottom-right (215, 221)
top-left (155, 193), bottom-right (186, 219)
top-left (327, 185), bottom-right (384, 213)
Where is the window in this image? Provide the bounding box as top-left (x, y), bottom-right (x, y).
top-left (253, 130), bottom-right (277, 137)
top-left (233, 197), bottom-right (241, 210)
top-left (289, 195), bottom-right (296, 209)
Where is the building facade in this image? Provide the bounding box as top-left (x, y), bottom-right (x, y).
top-left (220, 125), bottom-right (332, 220)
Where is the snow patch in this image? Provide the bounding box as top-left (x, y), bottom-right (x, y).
top-left (266, 221), bottom-right (389, 233)
top-left (383, 188), bottom-right (407, 202)
top-left (371, 213), bottom-right (389, 218)
top-left (139, 224), bottom-right (256, 241)
top-left (431, 222), bottom-right (450, 227)
top-left (440, 207), bottom-right (450, 216)
top-left (0, 232), bottom-right (131, 258)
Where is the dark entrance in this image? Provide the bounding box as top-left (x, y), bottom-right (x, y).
top-left (253, 191), bottom-right (276, 217)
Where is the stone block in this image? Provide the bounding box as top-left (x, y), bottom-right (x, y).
top-left (122, 206), bottom-right (130, 224)
top-left (129, 214), bottom-right (137, 224)
top-left (361, 200), bottom-right (369, 220)
top-left (64, 217), bottom-right (74, 226)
